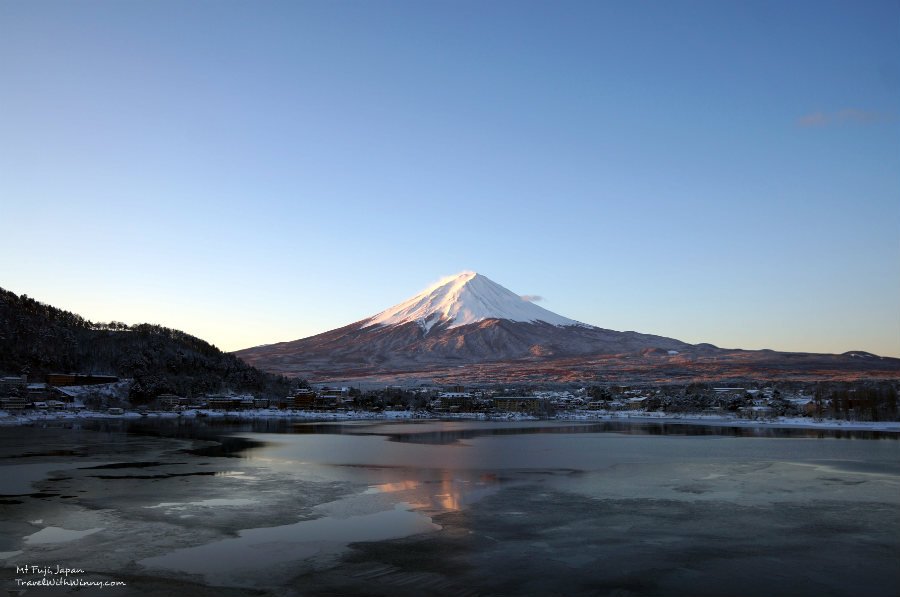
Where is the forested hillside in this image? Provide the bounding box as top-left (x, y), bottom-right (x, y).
top-left (0, 287), bottom-right (295, 401)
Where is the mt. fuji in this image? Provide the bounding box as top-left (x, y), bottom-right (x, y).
top-left (235, 272), bottom-right (698, 380)
top-left (235, 272), bottom-right (898, 384)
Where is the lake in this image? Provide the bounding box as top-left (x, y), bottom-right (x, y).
top-left (0, 419), bottom-right (898, 596)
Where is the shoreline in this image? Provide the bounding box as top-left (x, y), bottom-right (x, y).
top-left (1, 407), bottom-right (898, 433)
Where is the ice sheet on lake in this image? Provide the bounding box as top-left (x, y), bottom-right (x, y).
top-left (24, 526), bottom-right (103, 545)
top-left (0, 550), bottom-right (23, 560)
top-left (0, 463), bottom-right (70, 495)
top-left (139, 502), bottom-right (440, 587)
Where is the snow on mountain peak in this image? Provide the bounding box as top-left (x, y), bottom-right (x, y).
top-left (363, 272), bottom-right (585, 332)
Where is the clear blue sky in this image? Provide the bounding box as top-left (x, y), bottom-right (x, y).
top-left (2, 0), bottom-right (898, 357)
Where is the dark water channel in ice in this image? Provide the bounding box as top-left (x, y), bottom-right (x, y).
top-left (0, 418), bottom-right (898, 596)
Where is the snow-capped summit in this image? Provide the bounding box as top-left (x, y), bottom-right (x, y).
top-left (363, 271), bottom-right (584, 332)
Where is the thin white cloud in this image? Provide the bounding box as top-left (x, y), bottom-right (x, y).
top-left (835, 108), bottom-right (882, 123)
top-left (798, 111), bottom-right (828, 127)
top-left (798, 108), bottom-right (893, 127)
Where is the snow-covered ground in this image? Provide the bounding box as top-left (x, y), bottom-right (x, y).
top-left (51, 380), bottom-right (131, 403)
top-left (1, 407), bottom-right (897, 432)
top-left (555, 409), bottom-right (900, 432)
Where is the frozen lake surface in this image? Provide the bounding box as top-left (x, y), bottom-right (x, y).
top-left (0, 419), bottom-right (898, 596)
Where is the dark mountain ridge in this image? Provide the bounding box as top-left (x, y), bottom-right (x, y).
top-left (0, 287), bottom-right (292, 400)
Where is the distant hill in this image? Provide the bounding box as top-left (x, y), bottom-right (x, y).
top-left (0, 287), bottom-right (294, 401)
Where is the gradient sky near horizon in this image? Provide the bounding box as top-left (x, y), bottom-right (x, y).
top-left (2, 0), bottom-right (898, 357)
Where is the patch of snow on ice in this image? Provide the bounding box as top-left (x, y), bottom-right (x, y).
top-left (145, 498), bottom-right (259, 510)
